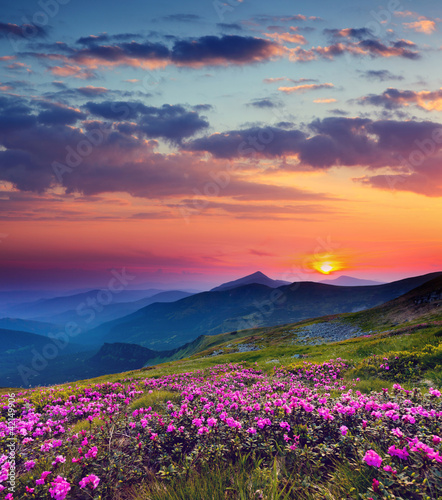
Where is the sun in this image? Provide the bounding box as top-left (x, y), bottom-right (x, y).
top-left (318, 262), bottom-right (334, 274)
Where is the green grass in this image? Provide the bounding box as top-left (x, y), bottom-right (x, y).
top-left (129, 390), bottom-right (181, 411)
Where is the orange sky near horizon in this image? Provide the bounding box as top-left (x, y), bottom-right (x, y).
top-left (1, 167), bottom-right (441, 287)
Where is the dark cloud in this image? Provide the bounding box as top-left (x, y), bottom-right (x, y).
top-left (324, 27), bottom-right (373, 40)
top-left (2, 93), bottom-right (442, 198)
top-left (247, 98), bottom-right (279, 109)
top-left (28, 35), bottom-right (284, 72)
top-left (0, 95), bottom-right (330, 202)
top-left (184, 118), bottom-right (442, 195)
top-left (85, 101), bottom-right (209, 142)
top-left (37, 102), bottom-right (87, 125)
top-left (161, 14), bottom-right (202, 22)
top-left (358, 88), bottom-right (442, 112)
top-left (290, 38), bottom-right (420, 61)
top-left (192, 104), bottom-right (213, 111)
top-left (184, 126), bottom-right (306, 159)
top-left (76, 33), bottom-right (142, 45)
top-left (170, 35), bottom-right (283, 66)
top-left (359, 70), bottom-right (404, 82)
top-left (76, 86), bottom-right (109, 96)
top-left (0, 22), bottom-right (47, 39)
top-left (217, 23), bottom-right (243, 31)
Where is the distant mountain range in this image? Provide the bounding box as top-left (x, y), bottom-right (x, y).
top-left (81, 272), bottom-right (442, 351)
top-left (2, 271), bottom-right (441, 388)
top-left (319, 275), bottom-right (384, 287)
top-left (3, 290), bottom-right (193, 328)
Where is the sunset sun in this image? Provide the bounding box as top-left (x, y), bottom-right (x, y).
top-left (318, 262), bottom-right (334, 275)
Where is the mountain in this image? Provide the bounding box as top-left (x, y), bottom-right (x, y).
top-left (88, 342), bottom-right (173, 373)
top-left (344, 274), bottom-right (442, 329)
top-left (0, 328), bottom-right (94, 387)
top-left (33, 290), bottom-right (194, 328)
top-left (0, 318), bottom-right (61, 337)
top-left (211, 271), bottom-right (291, 292)
top-left (319, 275), bottom-right (384, 286)
top-left (83, 272), bottom-right (442, 351)
top-left (3, 288), bottom-right (172, 320)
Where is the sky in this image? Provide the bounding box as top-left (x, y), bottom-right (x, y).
top-left (0, 0), bottom-right (441, 290)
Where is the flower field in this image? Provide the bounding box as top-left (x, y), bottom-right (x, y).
top-left (1, 359), bottom-right (441, 499)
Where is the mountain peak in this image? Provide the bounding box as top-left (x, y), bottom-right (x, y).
top-left (211, 271), bottom-right (290, 292)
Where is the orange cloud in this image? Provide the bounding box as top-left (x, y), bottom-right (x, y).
top-left (404, 19), bottom-right (437, 34)
top-left (313, 98), bottom-right (337, 104)
top-left (264, 31), bottom-right (307, 45)
top-left (278, 83), bottom-right (334, 94)
top-left (49, 64), bottom-right (96, 79)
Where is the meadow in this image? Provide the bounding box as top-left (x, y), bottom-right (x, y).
top-left (1, 321), bottom-right (442, 500)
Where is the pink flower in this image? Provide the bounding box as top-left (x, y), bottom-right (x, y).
top-left (192, 417), bottom-right (203, 427)
top-left (24, 460), bottom-right (36, 471)
top-left (85, 446), bottom-right (97, 459)
top-left (383, 465), bottom-right (397, 474)
top-left (363, 450), bottom-right (383, 467)
top-left (79, 474), bottom-right (100, 489)
top-left (388, 445), bottom-right (409, 460)
top-left (51, 455), bottom-right (66, 466)
top-left (247, 427), bottom-right (257, 434)
top-left (429, 387), bottom-right (441, 397)
top-left (340, 425), bottom-right (348, 436)
top-left (207, 417), bottom-right (217, 427)
top-left (391, 428), bottom-right (404, 438)
top-left (49, 476), bottom-right (71, 500)
top-left (280, 421), bottom-right (290, 431)
top-left (372, 478), bottom-right (380, 492)
top-left (166, 423), bottom-right (175, 432)
top-left (36, 471), bottom-right (51, 485)
top-left (433, 435), bottom-right (441, 445)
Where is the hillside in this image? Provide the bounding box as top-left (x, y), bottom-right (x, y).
top-left (83, 272), bottom-right (442, 350)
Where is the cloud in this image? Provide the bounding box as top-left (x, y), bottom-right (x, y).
top-left (37, 102), bottom-right (87, 125)
top-left (76, 85), bottom-right (109, 96)
top-left (217, 23), bottom-right (243, 31)
top-left (247, 98), bottom-right (279, 108)
top-left (278, 83), bottom-right (334, 94)
top-left (170, 35), bottom-right (285, 67)
top-left (358, 87), bottom-right (442, 111)
top-left (76, 33), bottom-right (142, 45)
top-left (36, 35), bottom-right (285, 73)
top-left (184, 118), bottom-right (442, 197)
top-left (0, 22), bottom-right (47, 39)
top-left (84, 101), bottom-right (209, 142)
top-left (264, 30), bottom-right (307, 45)
top-left (403, 19), bottom-right (437, 34)
top-left (250, 14), bottom-right (321, 24)
top-left (313, 98), bottom-right (337, 104)
top-left (288, 38), bottom-right (420, 61)
top-left (324, 27), bottom-right (374, 40)
top-left (359, 70), bottom-right (404, 82)
top-left (161, 14), bottom-right (202, 22)
top-left (49, 64), bottom-right (97, 79)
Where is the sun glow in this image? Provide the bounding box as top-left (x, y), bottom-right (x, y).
top-left (305, 252), bottom-right (349, 275)
top-left (317, 262), bottom-right (334, 274)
